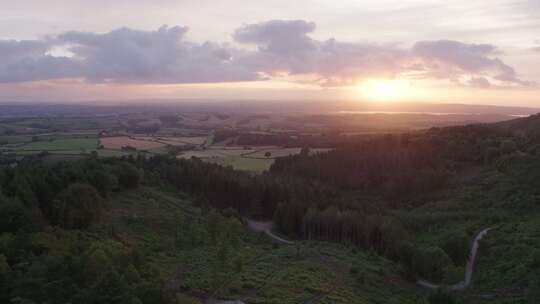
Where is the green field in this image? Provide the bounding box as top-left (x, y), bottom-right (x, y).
top-left (0, 135), bottom-right (32, 144)
top-left (178, 148), bottom-right (275, 173)
top-left (0, 116), bottom-right (118, 131)
top-left (178, 146), bottom-right (329, 173)
top-left (244, 147), bottom-right (333, 159)
top-left (2, 131), bottom-right (322, 175)
top-left (15, 137), bottom-right (99, 151)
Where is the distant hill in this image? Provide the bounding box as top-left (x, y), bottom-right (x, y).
top-left (0, 100), bottom-right (538, 117)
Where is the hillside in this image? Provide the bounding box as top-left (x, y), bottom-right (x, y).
top-left (1, 114), bottom-right (540, 303)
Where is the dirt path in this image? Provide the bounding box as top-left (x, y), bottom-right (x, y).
top-left (246, 219), bottom-right (295, 245)
top-left (417, 228), bottom-right (491, 290)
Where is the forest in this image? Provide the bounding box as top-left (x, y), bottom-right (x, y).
top-left (2, 114), bottom-right (540, 303)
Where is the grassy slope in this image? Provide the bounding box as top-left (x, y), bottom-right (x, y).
top-left (102, 187), bottom-right (420, 303)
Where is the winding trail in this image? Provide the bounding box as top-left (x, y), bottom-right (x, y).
top-left (206, 224), bottom-right (490, 303)
top-left (417, 228), bottom-right (492, 290)
top-left (246, 219), bottom-right (295, 244)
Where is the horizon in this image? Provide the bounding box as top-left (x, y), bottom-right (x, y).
top-left (1, 98), bottom-right (539, 110)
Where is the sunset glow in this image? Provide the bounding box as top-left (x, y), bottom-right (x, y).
top-left (356, 79), bottom-right (415, 101)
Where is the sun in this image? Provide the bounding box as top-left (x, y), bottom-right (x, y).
top-left (371, 81), bottom-right (395, 98)
top-left (355, 79), bottom-right (410, 101)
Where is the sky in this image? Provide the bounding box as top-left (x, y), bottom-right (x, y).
top-left (0, 0), bottom-right (539, 106)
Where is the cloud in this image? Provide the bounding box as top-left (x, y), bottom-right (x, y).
top-left (0, 26), bottom-right (259, 84)
top-left (0, 39), bottom-right (81, 83)
top-left (0, 39), bottom-right (50, 60)
top-left (0, 21), bottom-right (533, 88)
top-left (411, 40), bottom-right (531, 86)
top-left (234, 20), bottom-right (408, 85)
top-left (60, 25), bottom-right (261, 83)
top-left (235, 21), bottom-right (531, 87)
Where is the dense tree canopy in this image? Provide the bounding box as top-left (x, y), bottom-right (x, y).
top-left (51, 183), bottom-right (102, 229)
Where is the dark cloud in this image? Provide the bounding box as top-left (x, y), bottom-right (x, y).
top-left (0, 21), bottom-right (532, 88)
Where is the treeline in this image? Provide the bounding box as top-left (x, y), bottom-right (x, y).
top-left (144, 155), bottom-right (337, 219)
top-left (300, 208), bottom-right (407, 257)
